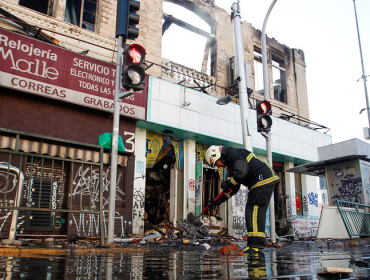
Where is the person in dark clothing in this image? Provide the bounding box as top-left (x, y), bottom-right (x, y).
top-left (205, 145), bottom-right (280, 253)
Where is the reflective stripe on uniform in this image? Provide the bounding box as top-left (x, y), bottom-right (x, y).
top-left (247, 153), bottom-right (254, 162)
top-left (248, 231), bottom-right (266, 238)
top-left (252, 205), bottom-right (258, 233)
top-left (230, 177), bottom-right (238, 185)
top-left (249, 175), bottom-right (280, 191)
top-left (225, 192), bottom-right (232, 199)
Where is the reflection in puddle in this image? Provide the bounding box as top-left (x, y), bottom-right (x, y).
top-left (0, 248), bottom-right (369, 279)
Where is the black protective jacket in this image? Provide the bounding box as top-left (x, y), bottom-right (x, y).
top-left (222, 147), bottom-right (280, 196)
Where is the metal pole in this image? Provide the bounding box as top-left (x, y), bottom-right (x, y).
top-left (262, 0), bottom-right (277, 243)
top-left (231, 1), bottom-right (252, 151)
top-left (353, 0), bottom-right (370, 128)
top-left (107, 35), bottom-right (124, 243)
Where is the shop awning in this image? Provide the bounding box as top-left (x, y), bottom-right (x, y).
top-left (0, 135), bottom-right (127, 166)
top-left (284, 154), bottom-right (370, 177)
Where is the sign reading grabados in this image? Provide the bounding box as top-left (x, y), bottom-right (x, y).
top-left (0, 28), bottom-right (148, 120)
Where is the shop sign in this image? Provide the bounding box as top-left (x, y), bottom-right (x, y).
top-left (0, 28), bottom-right (148, 120)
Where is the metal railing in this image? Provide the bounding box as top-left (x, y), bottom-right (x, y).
top-left (0, 128), bottom-right (105, 245)
top-left (337, 200), bottom-right (370, 238)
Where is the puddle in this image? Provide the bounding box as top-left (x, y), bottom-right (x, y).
top-left (0, 248), bottom-right (370, 279)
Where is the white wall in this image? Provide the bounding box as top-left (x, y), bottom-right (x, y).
top-left (183, 139), bottom-right (196, 218)
top-left (284, 162), bottom-right (297, 219)
top-left (132, 127), bottom-right (147, 234)
top-left (148, 77), bottom-right (331, 162)
top-left (301, 175), bottom-right (320, 218)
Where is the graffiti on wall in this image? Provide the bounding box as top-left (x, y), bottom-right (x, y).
top-left (286, 194), bottom-right (293, 218)
top-left (72, 166), bottom-right (125, 209)
top-left (69, 165), bottom-right (127, 237)
top-left (360, 162), bottom-right (370, 203)
top-left (308, 192), bottom-right (318, 207)
top-left (331, 174), bottom-right (363, 204)
top-left (231, 187), bottom-right (248, 238)
top-left (68, 210), bottom-right (131, 237)
top-left (132, 188), bottom-right (144, 219)
top-left (294, 218), bottom-right (319, 238)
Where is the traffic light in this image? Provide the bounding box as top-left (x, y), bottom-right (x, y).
top-left (256, 100), bottom-right (273, 132)
top-left (116, 0), bottom-right (140, 40)
top-left (122, 43), bottom-right (146, 90)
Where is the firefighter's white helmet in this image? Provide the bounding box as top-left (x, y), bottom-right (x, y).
top-left (205, 145), bottom-right (222, 167)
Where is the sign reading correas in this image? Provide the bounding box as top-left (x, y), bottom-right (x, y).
top-left (0, 28), bottom-right (148, 120)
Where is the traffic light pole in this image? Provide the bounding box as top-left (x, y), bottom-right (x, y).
top-left (262, 0), bottom-right (277, 243)
top-left (231, 1), bottom-right (252, 151)
top-left (108, 35), bottom-right (125, 244)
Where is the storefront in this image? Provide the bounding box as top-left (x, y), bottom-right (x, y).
top-left (0, 27), bottom-right (148, 238)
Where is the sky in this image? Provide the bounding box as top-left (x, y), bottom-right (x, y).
top-left (213, 0), bottom-right (370, 145)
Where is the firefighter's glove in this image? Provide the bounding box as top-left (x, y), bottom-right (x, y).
top-left (208, 193), bottom-right (229, 209)
top-left (221, 180), bottom-right (233, 193)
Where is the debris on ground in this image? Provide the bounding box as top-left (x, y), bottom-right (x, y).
top-left (316, 267), bottom-right (353, 275)
top-left (219, 244), bottom-right (244, 256)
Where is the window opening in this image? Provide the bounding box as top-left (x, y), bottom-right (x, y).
top-left (254, 50), bottom-right (264, 95)
top-left (145, 136), bottom-right (175, 226)
top-left (19, 0), bottom-right (55, 16)
top-left (203, 167), bottom-right (220, 218)
top-left (162, 2), bottom-right (215, 75)
top-left (65, 0), bottom-right (98, 32)
top-left (272, 56), bottom-right (286, 103)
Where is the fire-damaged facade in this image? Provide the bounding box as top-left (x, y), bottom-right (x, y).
top-left (0, 0), bottom-right (331, 241)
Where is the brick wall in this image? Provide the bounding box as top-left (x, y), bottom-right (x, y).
top-left (0, 0), bottom-right (309, 120)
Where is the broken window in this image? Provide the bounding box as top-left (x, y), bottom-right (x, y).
top-left (19, 0), bottom-right (56, 16)
top-left (272, 56), bottom-right (286, 103)
top-left (65, 0), bottom-right (98, 32)
top-left (254, 49), bottom-right (264, 95)
top-left (162, 2), bottom-right (216, 76)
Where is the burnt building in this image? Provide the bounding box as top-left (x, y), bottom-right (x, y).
top-left (0, 0), bottom-right (331, 240)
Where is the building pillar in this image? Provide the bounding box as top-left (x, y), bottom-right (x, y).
top-left (170, 167), bottom-right (178, 224)
top-left (132, 128), bottom-right (147, 234)
top-left (183, 139), bottom-right (196, 219)
top-left (301, 174), bottom-right (320, 217)
top-left (284, 162), bottom-right (297, 219)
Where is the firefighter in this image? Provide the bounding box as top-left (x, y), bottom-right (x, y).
top-left (205, 145), bottom-right (280, 255)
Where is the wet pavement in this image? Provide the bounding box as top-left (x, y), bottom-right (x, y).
top-left (0, 238), bottom-right (370, 279)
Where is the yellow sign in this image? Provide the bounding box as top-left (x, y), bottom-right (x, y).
top-left (146, 132), bottom-right (163, 168)
top-left (196, 143), bottom-right (208, 163)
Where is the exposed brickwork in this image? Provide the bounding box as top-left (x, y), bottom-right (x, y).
top-left (0, 0), bottom-right (310, 120)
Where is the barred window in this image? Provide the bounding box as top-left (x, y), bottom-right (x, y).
top-left (65, 0), bottom-right (98, 32)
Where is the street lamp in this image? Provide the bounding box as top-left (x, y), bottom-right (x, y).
top-left (353, 0), bottom-right (370, 140)
top-left (216, 94), bottom-right (239, 105)
top-left (262, 0), bottom-right (278, 243)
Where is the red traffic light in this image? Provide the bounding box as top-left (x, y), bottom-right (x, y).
top-left (256, 100), bottom-right (272, 132)
top-left (122, 43), bottom-right (146, 90)
top-left (126, 44), bottom-right (146, 64)
top-left (258, 100), bottom-right (271, 114)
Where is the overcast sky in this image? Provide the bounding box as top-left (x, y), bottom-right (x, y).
top-left (214, 0), bottom-right (370, 145)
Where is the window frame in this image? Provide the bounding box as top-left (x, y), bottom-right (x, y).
top-left (253, 48), bottom-right (264, 95)
top-left (19, 0), bottom-right (57, 17)
top-left (162, 4), bottom-right (216, 76)
top-left (64, 0), bottom-right (99, 32)
top-left (271, 55), bottom-right (287, 103)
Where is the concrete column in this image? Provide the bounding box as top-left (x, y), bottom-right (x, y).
top-left (301, 174), bottom-right (320, 217)
top-left (132, 128), bottom-right (147, 234)
top-left (183, 139), bottom-right (196, 219)
top-left (169, 166), bottom-right (178, 224)
top-left (284, 162), bottom-right (297, 219)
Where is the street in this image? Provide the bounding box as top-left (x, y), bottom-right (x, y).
top-left (1, 239), bottom-right (370, 279)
